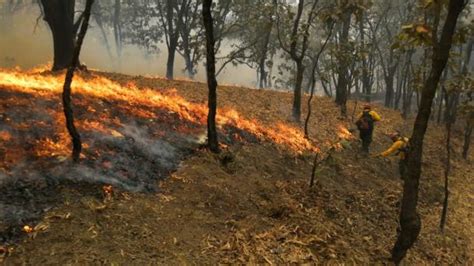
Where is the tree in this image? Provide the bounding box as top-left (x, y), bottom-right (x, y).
top-left (334, 0), bottom-right (355, 117)
top-left (460, 38), bottom-right (473, 159)
top-left (203, 0), bottom-right (219, 153)
top-left (215, 0), bottom-right (277, 88)
top-left (62, 0), bottom-right (95, 162)
top-left (176, 0), bottom-right (202, 79)
top-left (358, 10), bottom-right (374, 102)
top-left (304, 22), bottom-right (334, 138)
top-left (156, 0), bottom-right (187, 80)
top-left (367, 2), bottom-right (405, 107)
top-left (93, 0), bottom-right (123, 61)
top-left (113, 0), bottom-right (123, 60)
top-left (392, 0), bottom-right (466, 263)
top-left (439, 84), bottom-right (457, 231)
top-left (275, 0), bottom-right (320, 121)
top-left (121, 1), bottom-right (164, 60)
top-left (39, 0), bottom-right (77, 71)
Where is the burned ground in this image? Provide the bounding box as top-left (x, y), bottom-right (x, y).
top-left (0, 70), bottom-right (472, 264)
top-left (0, 80), bottom-right (262, 246)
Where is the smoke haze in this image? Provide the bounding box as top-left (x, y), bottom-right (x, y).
top-left (0, 5), bottom-right (259, 87)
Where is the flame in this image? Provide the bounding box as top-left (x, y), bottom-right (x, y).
top-left (337, 125), bottom-right (353, 140)
top-left (103, 185), bottom-right (113, 201)
top-left (103, 185), bottom-right (113, 195)
top-left (27, 62), bottom-right (52, 74)
top-left (0, 130), bottom-right (12, 141)
top-left (23, 225), bottom-right (33, 233)
top-left (0, 67), bottom-right (319, 153)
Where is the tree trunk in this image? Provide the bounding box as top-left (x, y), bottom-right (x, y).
top-left (335, 8), bottom-right (351, 117)
top-left (165, 0), bottom-right (178, 80)
top-left (181, 35), bottom-right (195, 79)
top-left (440, 122), bottom-right (451, 232)
top-left (293, 60), bottom-right (304, 121)
top-left (437, 87), bottom-right (444, 123)
top-left (392, 1), bottom-right (464, 263)
top-left (436, 70), bottom-right (448, 123)
top-left (459, 39), bottom-right (473, 159)
top-left (177, 19), bottom-right (195, 79)
top-left (258, 20), bottom-right (273, 89)
top-left (384, 51), bottom-right (399, 108)
top-left (359, 13), bottom-right (371, 102)
top-left (304, 26), bottom-right (333, 138)
top-left (397, 51), bottom-right (413, 111)
top-left (202, 0), bottom-right (219, 153)
top-left (440, 90), bottom-right (457, 231)
top-left (184, 51), bottom-right (195, 79)
top-left (62, 0), bottom-right (94, 162)
top-left (258, 57), bottom-right (266, 89)
top-left (166, 43), bottom-right (177, 80)
top-left (384, 71), bottom-right (395, 107)
top-left (113, 0), bottom-right (122, 60)
top-left (463, 120), bottom-right (472, 159)
top-left (286, 0), bottom-right (305, 122)
top-left (402, 65), bottom-right (414, 119)
top-left (394, 68), bottom-right (403, 110)
top-left (92, 3), bottom-right (114, 61)
top-left (40, 0), bottom-right (75, 71)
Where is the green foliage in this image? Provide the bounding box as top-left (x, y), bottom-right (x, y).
top-left (392, 23), bottom-right (433, 50)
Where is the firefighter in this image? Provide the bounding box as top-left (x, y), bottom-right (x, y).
top-left (355, 104), bottom-right (381, 153)
top-left (376, 132), bottom-right (410, 179)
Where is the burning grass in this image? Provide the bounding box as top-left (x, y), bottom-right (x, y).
top-left (0, 67), bottom-right (319, 154)
top-left (0, 66), bottom-right (339, 250)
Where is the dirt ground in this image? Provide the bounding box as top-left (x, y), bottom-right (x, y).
top-left (0, 71), bottom-right (473, 264)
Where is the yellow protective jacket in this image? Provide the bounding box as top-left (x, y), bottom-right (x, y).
top-left (380, 137), bottom-right (409, 159)
top-left (358, 110), bottom-right (382, 122)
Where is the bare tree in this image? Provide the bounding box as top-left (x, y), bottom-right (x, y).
top-left (62, 0), bottom-right (95, 162)
top-left (275, 0), bottom-right (320, 122)
top-left (304, 23), bottom-right (334, 138)
top-left (392, 0), bottom-right (466, 263)
top-left (439, 89), bottom-right (457, 231)
top-left (203, 0), bottom-right (219, 153)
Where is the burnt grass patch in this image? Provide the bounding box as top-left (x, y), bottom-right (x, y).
top-left (0, 86), bottom-right (263, 247)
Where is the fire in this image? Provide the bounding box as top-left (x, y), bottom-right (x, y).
top-left (0, 130), bottom-right (12, 141)
top-left (23, 225), bottom-right (33, 233)
top-left (103, 185), bottom-right (113, 201)
top-left (26, 62), bottom-right (52, 74)
top-left (0, 67), bottom-right (319, 153)
top-left (337, 125), bottom-right (353, 140)
top-left (103, 185), bottom-right (113, 195)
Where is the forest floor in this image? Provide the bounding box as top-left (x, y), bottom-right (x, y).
top-left (0, 70), bottom-right (473, 264)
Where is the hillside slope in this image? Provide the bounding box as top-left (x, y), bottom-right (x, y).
top-left (0, 70), bottom-right (472, 264)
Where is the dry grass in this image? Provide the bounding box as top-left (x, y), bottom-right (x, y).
top-left (1, 71), bottom-right (473, 264)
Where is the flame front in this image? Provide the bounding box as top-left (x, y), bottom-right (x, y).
top-left (0, 68), bottom-right (318, 153)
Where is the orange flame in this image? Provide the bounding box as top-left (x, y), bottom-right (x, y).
top-left (0, 68), bottom-right (318, 153)
top-left (23, 225), bottom-right (33, 233)
top-left (0, 131), bottom-right (12, 141)
top-left (337, 125), bottom-right (353, 140)
top-left (103, 185), bottom-right (113, 195)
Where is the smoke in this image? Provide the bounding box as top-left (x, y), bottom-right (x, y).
top-left (0, 4), bottom-right (260, 87)
top-left (0, 121), bottom-right (196, 193)
top-left (0, 118), bottom-right (199, 242)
